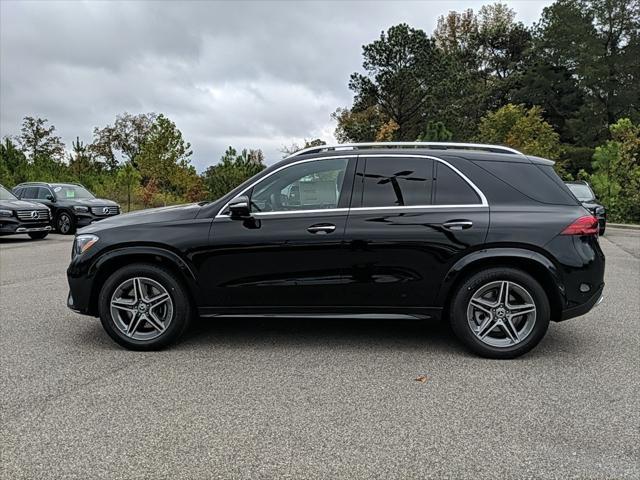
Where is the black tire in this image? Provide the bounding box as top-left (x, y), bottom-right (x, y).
top-left (28, 231), bottom-right (49, 240)
top-left (56, 211), bottom-right (76, 235)
top-left (98, 263), bottom-right (192, 350)
top-left (449, 267), bottom-right (550, 359)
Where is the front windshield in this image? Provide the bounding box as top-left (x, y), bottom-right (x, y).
top-left (566, 183), bottom-right (594, 201)
top-left (0, 185), bottom-right (18, 201)
top-left (52, 184), bottom-right (95, 200)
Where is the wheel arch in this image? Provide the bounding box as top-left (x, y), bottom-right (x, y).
top-left (86, 247), bottom-right (199, 316)
top-left (438, 248), bottom-right (565, 322)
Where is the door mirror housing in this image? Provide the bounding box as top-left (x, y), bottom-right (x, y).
top-left (228, 195), bottom-right (251, 218)
top-left (46, 194), bottom-right (55, 201)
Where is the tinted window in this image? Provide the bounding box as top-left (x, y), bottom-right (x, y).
top-left (36, 187), bottom-right (52, 200)
top-left (434, 163), bottom-right (480, 205)
top-left (361, 157), bottom-right (433, 207)
top-left (21, 187), bottom-right (38, 198)
top-left (566, 183), bottom-right (594, 201)
top-left (251, 158), bottom-right (349, 212)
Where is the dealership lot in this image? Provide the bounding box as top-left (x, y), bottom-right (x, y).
top-left (1, 230), bottom-right (638, 479)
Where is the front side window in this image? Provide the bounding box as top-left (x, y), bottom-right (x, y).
top-left (21, 187), bottom-right (38, 198)
top-left (361, 157), bottom-right (433, 207)
top-left (250, 158), bottom-right (349, 213)
top-left (36, 187), bottom-right (52, 200)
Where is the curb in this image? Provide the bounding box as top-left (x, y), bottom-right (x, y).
top-left (607, 223), bottom-right (640, 230)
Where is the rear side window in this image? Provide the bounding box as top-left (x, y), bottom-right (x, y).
top-left (434, 163), bottom-right (481, 205)
top-left (361, 157), bottom-right (433, 207)
top-left (477, 161), bottom-right (577, 205)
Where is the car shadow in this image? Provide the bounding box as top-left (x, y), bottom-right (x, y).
top-left (176, 315), bottom-right (465, 355)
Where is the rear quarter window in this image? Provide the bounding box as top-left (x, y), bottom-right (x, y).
top-left (434, 162), bottom-right (481, 205)
top-left (475, 161), bottom-right (577, 205)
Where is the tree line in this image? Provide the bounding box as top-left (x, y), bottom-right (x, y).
top-left (1, 0), bottom-right (638, 221)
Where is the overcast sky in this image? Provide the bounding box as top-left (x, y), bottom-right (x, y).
top-left (1, 0), bottom-right (553, 170)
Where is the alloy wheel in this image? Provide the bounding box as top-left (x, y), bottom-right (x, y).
top-left (58, 213), bottom-right (71, 234)
top-left (466, 280), bottom-right (537, 348)
top-left (110, 277), bottom-right (174, 341)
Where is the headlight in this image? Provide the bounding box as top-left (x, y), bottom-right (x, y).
top-left (595, 206), bottom-right (605, 214)
top-left (73, 234), bottom-right (99, 257)
top-left (73, 206), bottom-right (89, 213)
top-left (0, 209), bottom-right (13, 217)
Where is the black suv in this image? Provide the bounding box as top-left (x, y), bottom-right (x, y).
top-left (13, 182), bottom-right (120, 234)
top-left (66, 143), bottom-right (605, 358)
top-left (0, 184), bottom-right (52, 239)
top-left (565, 180), bottom-right (607, 235)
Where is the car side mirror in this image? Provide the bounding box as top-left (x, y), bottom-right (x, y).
top-left (46, 194), bottom-right (55, 201)
top-left (228, 195), bottom-right (251, 218)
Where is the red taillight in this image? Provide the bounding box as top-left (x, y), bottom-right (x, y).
top-left (561, 215), bottom-right (599, 235)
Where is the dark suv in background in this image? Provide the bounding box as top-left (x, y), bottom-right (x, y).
top-left (13, 182), bottom-right (120, 234)
top-left (0, 184), bottom-right (52, 239)
top-left (565, 180), bottom-right (606, 235)
top-left (66, 142), bottom-right (605, 358)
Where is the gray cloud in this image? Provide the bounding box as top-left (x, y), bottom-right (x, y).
top-left (1, 0), bottom-right (552, 170)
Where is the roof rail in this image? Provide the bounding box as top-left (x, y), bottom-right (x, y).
top-left (287, 142), bottom-right (523, 158)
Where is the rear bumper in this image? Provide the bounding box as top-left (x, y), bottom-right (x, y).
top-left (558, 283), bottom-right (605, 321)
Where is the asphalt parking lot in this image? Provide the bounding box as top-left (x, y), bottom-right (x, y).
top-left (1, 229), bottom-right (639, 480)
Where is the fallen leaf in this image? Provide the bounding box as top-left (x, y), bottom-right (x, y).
top-left (415, 374), bottom-right (428, 383)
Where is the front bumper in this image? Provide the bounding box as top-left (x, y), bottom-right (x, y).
top-left (75, 213), bottom-right (119, 228)
top-left (0, 220), bottom-right (52, 235)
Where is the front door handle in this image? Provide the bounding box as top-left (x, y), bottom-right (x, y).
top-left (442, 220), bottom-right (473, 231)
top-left (307, 223), bottom-right (336, 234)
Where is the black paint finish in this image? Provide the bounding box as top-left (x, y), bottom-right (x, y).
top-left (67, 148), bottom-right (605, 324)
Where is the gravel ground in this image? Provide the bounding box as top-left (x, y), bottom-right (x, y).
top-left (1, 229), bottom-right (638, 480)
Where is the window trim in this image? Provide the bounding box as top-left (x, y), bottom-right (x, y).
top-left (215, 154), bottom-right (487, 219)
top-left (215, 155), bottom-right (358, 218)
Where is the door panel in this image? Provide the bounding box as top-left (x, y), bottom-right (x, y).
top-left (343, 207), bottom-right (489, 307)
top-left (200, 212), bottom-right (350, 308)
top-left (199, 156), bottom-right (357, 311)
top-left (343, 155), bottom-right (489, 308)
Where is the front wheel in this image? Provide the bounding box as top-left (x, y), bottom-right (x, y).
top-left (28, 231), bottom-right (49, 240)
top-left (449, 267), bottom-right (550, 359)
top-left (98, 263), bottom-right (192, 350)
top-left (56, 211), bottom-right (76, 235)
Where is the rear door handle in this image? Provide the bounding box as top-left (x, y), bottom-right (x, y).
top-left (307, 223), bottom-right (336, 234)
top-left (442, 220), bottom-right (473, 230)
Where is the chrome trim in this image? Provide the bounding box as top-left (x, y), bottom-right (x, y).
top-left (16, 226), bottom-right (52, 233)
top-left (215, 154), bottom-right (488, 218)
top-left (215, 155), bottom-right (357, 218)
top-left (287, 142), bottom-right (523, 158)
top-left (595, 295), bottom-right (604, 307)
top-left (366, 154), bottom-right (488, 207)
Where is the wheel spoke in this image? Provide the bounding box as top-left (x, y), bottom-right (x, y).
top-left (498, 281), bottom-right (510, 305)
top-left (126, 312), bottom-right (144, 336)
top-left (501, 318), bottom-right (520, 344)
top-left (470, 297), bottom-right (495, 313)
top-left (509, 304), bottom-right (536, 317)
top-left (145, 311), bottom-right (166, 333)
top-left (477, 317), bottom-right (498, 339)
top-left (132, 278), bottom-right (145, 302)
top-left (148, 292), bottom-right (170, 308)
top-left (112, 299), bottom-right (136, 313)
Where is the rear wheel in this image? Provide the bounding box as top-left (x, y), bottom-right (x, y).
top-left (56, 211), bottom-right (76, 235)
top-left (28, 231), bottom-right (49, 240)
top-left (450, 267), bottom-right (550, 359)
top-left (98, 263), bottom-right (192, 350)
